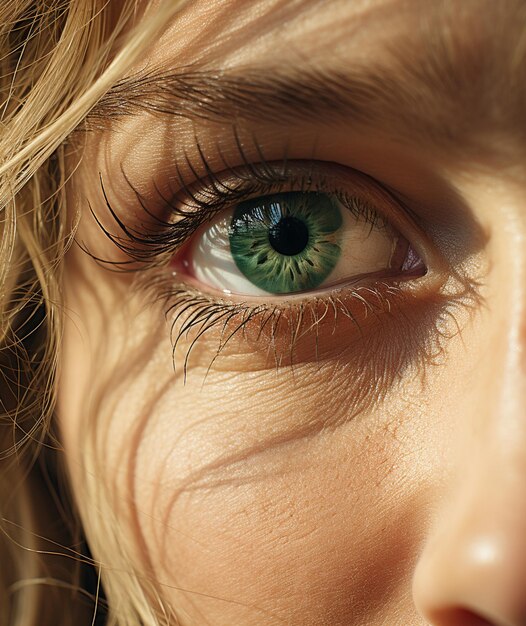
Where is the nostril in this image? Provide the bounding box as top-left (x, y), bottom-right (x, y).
top-left (431, 608), bottom-right (500, 626)
top-left (456, 611), bottom-right (493, 626)
top-left (433, 608), bottom-right (495, 626)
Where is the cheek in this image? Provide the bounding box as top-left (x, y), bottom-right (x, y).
top-left (129, 368), bottom-right (433, 626)
top-left (58, 250), bottom-right (448, 626)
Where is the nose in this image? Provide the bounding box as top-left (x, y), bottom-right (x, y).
top-left (413, 452), bottom-right (526, 626)
top-left (412, 260), bottom-right (526, 626)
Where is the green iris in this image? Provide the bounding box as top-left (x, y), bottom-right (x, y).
top-left (229, 191), bottom-right (343, 294)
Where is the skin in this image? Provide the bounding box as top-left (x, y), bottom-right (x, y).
top-left (58, 0), bottom-right (526, 624)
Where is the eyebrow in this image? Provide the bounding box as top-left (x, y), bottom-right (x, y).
top-left (85, 29), bottom-right (524, 157)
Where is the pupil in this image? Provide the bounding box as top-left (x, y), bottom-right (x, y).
top-left (268, 216), bottom-right (309, 256)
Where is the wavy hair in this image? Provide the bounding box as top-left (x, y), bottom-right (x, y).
top-left (0, 2), bottom-right (184, 624)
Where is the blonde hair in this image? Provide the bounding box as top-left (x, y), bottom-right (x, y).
top-left (0, 2), bottom-right (184, 624)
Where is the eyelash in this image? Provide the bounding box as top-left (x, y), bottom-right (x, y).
top-left (87, 142), bottom-right (459, 384)
top-left (95, 156), bottom-right (391, 269)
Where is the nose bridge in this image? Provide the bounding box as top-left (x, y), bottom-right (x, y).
top-left (413, 205), bottom-right (526, 625)
top-left (466, 199), bottom-right (526, 481)
top-left (482, 227), bottom-right (526, 474)
top-left (447, 282), bottom-right (526, 600)
top-left (468, 317), bottom-right (526, 571)
top-left (462, 190), bottom-right (526, 471)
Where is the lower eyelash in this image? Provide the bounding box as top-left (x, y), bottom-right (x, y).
top-left (125, 259), bottom-right (483, 437)
top-left (141, 273), bottom-right (469, 389)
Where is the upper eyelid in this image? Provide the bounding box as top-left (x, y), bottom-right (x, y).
top-left (159, 158), bottom-right (401, 215)
top-left (167, 159), bottom-right (422, 242)
top-left (125, 159), bottom-right (395, 228)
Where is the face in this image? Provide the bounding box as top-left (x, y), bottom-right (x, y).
top-left (58, 1), bottom-right (526, 624)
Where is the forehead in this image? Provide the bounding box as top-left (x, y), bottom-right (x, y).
top-left (148, 0), bottom-right (522, 65)
top-left (95, 0), bottom-right (526, 164)
top-left (148, 0), bottom-right (409, 66)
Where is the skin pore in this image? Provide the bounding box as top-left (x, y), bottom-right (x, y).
top-left (58, 1), bottom-right (526, 624)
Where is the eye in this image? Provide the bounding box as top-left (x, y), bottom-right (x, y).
top-left (96, 157), bottom-right (445, 376)
top-left (172, 181), bottom-right (425, 298)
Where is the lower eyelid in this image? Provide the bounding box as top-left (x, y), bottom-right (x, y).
top-left (169, 267), bottom-right (426, 307)
top-left (151, 273), bottom-right (446, 373)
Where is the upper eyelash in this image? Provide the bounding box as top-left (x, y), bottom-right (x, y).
top-left (87, 136), bottom-right (292, 268)
top-left (83, 136), bottom-right (397, 273)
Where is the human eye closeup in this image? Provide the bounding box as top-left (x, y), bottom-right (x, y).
top-left (2, 1), bottom-right (526, 626)
top-left (101, 150), bottom-right (442, 381)
top-left (174, 166), bottom-right (424, 298)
